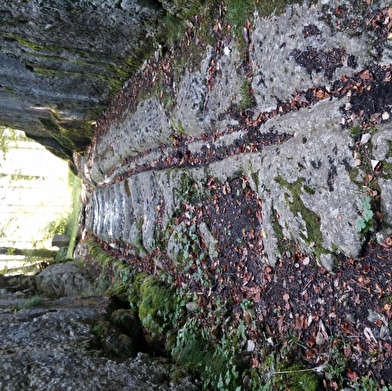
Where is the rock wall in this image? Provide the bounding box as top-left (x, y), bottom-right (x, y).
top-left (0, 0), bottom-right (165, 164)
top-left (81, 0), bottom-right (392, 270)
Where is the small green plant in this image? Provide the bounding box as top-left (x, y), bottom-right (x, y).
top-left (43, 215), bottom-right (68, 240)
top-left (323, 340), bottom-right (349, 385)
top-left (170, 119), bottom-right (187, 135)
top-left (17, 295), bottom-right (45, 310)
top-left (349, 375), bottom-right (386, 391)
top-left (240, 298), bottom-right (253, 310)
top-left (238, 79), bottom-right (253, 109)
top-left (355, 196), bottom-right (374, 234)
top-left (91, 321), bottom-right (109, 339)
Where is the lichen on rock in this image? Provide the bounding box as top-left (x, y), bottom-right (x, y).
top-left (79, 0), bottom-right (392, 272)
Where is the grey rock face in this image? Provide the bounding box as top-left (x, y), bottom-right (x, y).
top-left (35, 261), bottom-right (97, 298)
top-left (0, 296), bottom-right (198, 391)
top-left (0, 0), bottom-right (165, 163)
top-left (82, 1), bottom-right (392, 270)
top-left (372, 125), bottom-right (392, 229)
top-left (244, 99), bottom-right (364, 267)
top-left (250, 3), bottom-right (372, 111)
top-left (0, 270), bottom-right (199, 391)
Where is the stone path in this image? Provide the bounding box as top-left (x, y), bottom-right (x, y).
top-left (81, 2), bottom-right (392, 270)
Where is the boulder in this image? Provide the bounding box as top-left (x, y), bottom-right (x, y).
top-left (35, 261), bottom-right (97, 298)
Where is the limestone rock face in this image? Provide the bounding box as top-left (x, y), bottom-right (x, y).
top-left (82, 1), bottom-right (392, 270)
top-left (0, 0), bottom-right (165, 165)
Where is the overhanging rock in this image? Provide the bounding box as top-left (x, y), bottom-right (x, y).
top-left (0, 0), bottom-right (165, 164)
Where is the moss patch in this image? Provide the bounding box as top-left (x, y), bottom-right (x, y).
top-left (349, 125), bottom-right (362, 138)
top-left (386, 140), bottom-right (392, 159)
top-left (381, 161), bottom-right (392, 180)
top-left (275, 362), bottom-right (321, 391)
top-left (274, 176), bottom-right (326, 256)
top-left (39, 110), bottom-right (93, 153)
top-left (138, 276), bottom-right (176, 347)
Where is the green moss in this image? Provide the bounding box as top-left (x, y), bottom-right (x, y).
top-left (171, 319), bottom-right (208, 368)
top-left (161, 13), bottom-right (188, 43)
top-left (39, 115), bottom-right (75, 152)
top-left (250, 170), bottom-right (260, 190)
top-left (259, 0), bottom-right (315, 17)
top-left (274, 176), bottom-right (326, 256)
top-left (86, 240), bottom-right (134, 292)
top-left (87, 240), bottom-right (118, 269)
top-left (39, 109), bottom-right (94, 154)
top-left (33, 66), bottom-right (123, 93)
top-left (17, 295), bottom-right (45, 310)
top-left (238, 79), bottom-right (254, 109)
top-left (227, 0), bottom-right (314, 40)
top-left (127, 272), bottom-right (148, 306)
top-left (255, 354), bottom-right (320, 390)
top-left (170, 119), bottom-right (187, 135)
top-left (303, 184), bottom-right (315, 195)
top-left (381, 161), bottom-right (392, 180)
top-left (91, 320), bottom-right (109, 339)
top-left (7, 28), bottom-right (147, 96)
top-left (227, 0), bottom-right (255, 37)
top-left (379, 294), bottom-right (392, 307)
top-left (138, 276), bottom-right (176, 339)
top-left (276, 362), bottom-right (320, 391)
top-left (249, 161), bottom-right (262, 189)
top-left (349, 125), bottom-right (362, 138)
top-left (386, 140), bottom-right (392, 159)
top-left (3, 32), bottom-right (120, 62)
top-left (106, 282), bottom-right (129, 302)
top-left (271, 210), bottom-right (282, 241)
top-left (12, 35), bottom-right (50, 52)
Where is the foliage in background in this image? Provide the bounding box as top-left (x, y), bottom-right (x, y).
top-left (0, 127), bottom-right (25, 162)
top-left (66, 172), bottom-right (82, 258)
top-left (43, 215), bottom-right (68, 240)
top-left (41, 170), bottom-right (82, 260)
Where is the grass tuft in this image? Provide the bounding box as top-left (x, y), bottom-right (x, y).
top-left (17, 295), bottom-right (45, 310)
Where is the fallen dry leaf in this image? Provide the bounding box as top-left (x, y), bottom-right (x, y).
top-left (347, 368), bottom-right (359, 381)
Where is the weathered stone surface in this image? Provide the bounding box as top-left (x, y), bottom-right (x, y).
top-left (372, 125), bottom-right (392, 229)
top-left (0, 295), bottom-right (199, 390)
top-left (245, 99), bottom-right (364, 268)
top-left (250, 3), bottom-right (373, 112)
top-left (0, 0), bottom-right (166, 164)
top-left (84, 97), bottom-right (369, 270)
top-left (81, 1), bottom-right (392, 270)
top-left (35, 261), bottom-right (97, 298)
top-left (0, 265), bottom-right (199, 391)
top-left (0, 274), bottom-right (35, 293)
